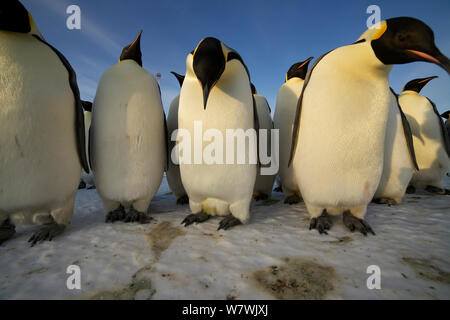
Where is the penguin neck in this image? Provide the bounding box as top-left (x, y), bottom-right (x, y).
top-left (401, 90), bottom-right (420, 96)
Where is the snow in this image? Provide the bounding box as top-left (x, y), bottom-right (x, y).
top-left (0, 175), bottom-right (449, 300)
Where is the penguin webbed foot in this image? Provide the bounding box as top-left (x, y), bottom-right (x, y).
top-left (253, 193), bottom-right (269, 201)
top-left (273, 186), bottom-right (282, 192)
top-left (343, 211), bottom-right (375, 236)
top-left (182, 212), bottom-right (210, 227)
top-left (105, 205), bottom-right (126, 223)
top-left (309, 210), bottom-right (332, 235)
top-left (87, 185), bottom-right (96, 190)
top-left (217, 215), bottom-right (242, 231)
top-left (0, 219), bottom-right (16, 245)
top-left (425, 185), bottom-right (450, 195)
top-left (372, 198), bottom-right (397, 206)
top-left (123, 207), bottom-right (152, 224)
top-left (28, 222), bottom-right (65, 247)
top-left (78, 181), bottom-right (86, 189)
top-left (284, 194), bottom-right (301, 205)
top-left (405, 186), bottom-right (416, 194)
top-left (176, 194), bottom-right (189, 205)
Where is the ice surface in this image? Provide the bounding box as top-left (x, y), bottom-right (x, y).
top-left (0, 175), bottom-right (449, 299)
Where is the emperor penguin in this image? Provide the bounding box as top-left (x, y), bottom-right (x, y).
top-left (273, 57), bottom-right (313, 204)
top-left (166, 71), bottom-right (189, 205)
top-left (373, 88), bottom-right (418, 205)
top-left (179, 37), bottom-right (257, 230)
top-left (79, 100), bottom-right (95, 189)
top-left (0, 1), bottom-right (89, 246)
top-left (288, 17), bottom-right (450, 235)
top-left (441, 110), bottom-right (450, 137)
top-left (91, 30), bottom-right (167, 223)
top-left (399, 76), bottom-right (450, 194)
top-left (251, 83), bottom-right (276, 201)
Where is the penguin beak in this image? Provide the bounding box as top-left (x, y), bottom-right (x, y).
top-left (417, 75), bottom-right (438, 85)
top-left (119, 30), bottom-right (143, 66)
top-left (202, 82), bottom-right (211, 110)
top-left (296, 56), bottom-right (314, 70)
top-left (407, 49), bottom-right (450, 75)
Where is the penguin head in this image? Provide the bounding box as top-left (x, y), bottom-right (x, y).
top-left (192, 37), bottom-right (227, 109)
top-left (119, 30), bottom-right (143, 67)
top-left (81, 101), bottom-right (93, 112)
top-left (440, 110), bottom-right (450, 120)
top-left (286, 57), bottom-right (313, 81)
top-left (367, 17), bottom-right (450, 74)
top-left (251, 83), bottom-right (257, 95)
top-left (171, 71), bottom-right (185, 88)
top-left (402, 76), bottom-right (438, 93)
top-left (0, 0), bottom-right (41, 36)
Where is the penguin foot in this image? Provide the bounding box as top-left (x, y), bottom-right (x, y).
top-left (273, 186), bottom-right (283, 192)
top-left (284, 194), bottom-right (301, 205)
top-left (87, 185), bottom-right (96, 190)
top-left (425, 185), bottom-right (450, 195)
top-left (309, 210), bottom-right (332, 235)
top-left (253, 193), bottom-right (269, 201)
top-left (123, 208), bottom-right (152, 224)
top-left (176, 195), bottom-right (189, 205)
top-left (28, 222), bottom-right (65, 247)
top-left (372, 198), bottom-right (397, 206)
top-left (217, 216), bottom-right (242, 231)
top-left (343, 211), bottom-right (375, 236)
top-left (182, 212), bottom-right (210, 227)
top-left (105, 205), bottom-right (126, 223)
top-left (0, 219), bottom-right (16, 245)
top-left (406, 186), bottom-right (416, 194)
top-left (78, 181), bottom-right (86, 189)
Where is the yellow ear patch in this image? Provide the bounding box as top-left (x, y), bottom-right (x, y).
top-left (372, 21), bottom-right (387, 40)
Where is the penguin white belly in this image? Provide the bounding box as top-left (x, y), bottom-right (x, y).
top-left (81, 111), bottom-right (94, 185)
top-left (0, 33), bottom-right (81, 225)
top-left (179, 66), bottom-right (256, 223)
top-left (91, 61), bottom-right (165, 211)
top-left (253, 94), bottom-right (275, 197)
top-left (166, 95), bottom-right (186, 199)
top-left (400, 94), bottom-right (450, 188)
top-left (374, 95), bottom-right (414, 203)
top-left (293, 49), bottom-right (390, 218)
top-left (273, 79), bottom-right (303, 197)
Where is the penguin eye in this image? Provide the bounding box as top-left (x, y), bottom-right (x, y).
top-left (397, 34), bottom-right (407, 43)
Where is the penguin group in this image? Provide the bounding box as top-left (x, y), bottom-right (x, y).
top-left (0, 0), bottom-right (449, 246)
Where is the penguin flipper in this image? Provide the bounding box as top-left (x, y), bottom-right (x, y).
top-left (426, 98), bottom-right (450, 158)
top-left (163, 111), bottom-right (169, 171)
top-left (252, 95), bottom-right (260, 166)
top-left (88, 125), bottom-right (93, 170)
top-left (390, 88), bottom-right (419, 170)
top-left (32, 35), bottom-right (90, 173)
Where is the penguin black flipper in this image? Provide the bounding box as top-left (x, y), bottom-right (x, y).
top-left (426, 98), bottom-right (450, 157)
top-left (288, 51), bottom-right (333, 166)
top-left (163, 112), bottom-right (169, 171)
top-left (390, 88), bottom-right (419, 170)
top-left (88, 125), bottom-right (93, 170)
top-left (32, 35), bottom-right (89, 173)
top-left (252, 94), bottom-right (260, 166)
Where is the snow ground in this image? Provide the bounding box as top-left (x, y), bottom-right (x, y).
top-left (0, 175), bottom-right (449, 300)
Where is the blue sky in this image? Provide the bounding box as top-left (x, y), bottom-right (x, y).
top-left (22, 0), bottom-right (450, 114)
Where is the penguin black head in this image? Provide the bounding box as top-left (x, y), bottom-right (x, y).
top-left (171, 71), bottom-right (185, 88)
top-left (441, 111), bottom-right (450, 120)
top-left (192, 37), bottom-right (226, 109)
top-left (81, 100), bottom-right (92, 112)
top-left (119, 30), bottom-right (143, 67)
top-left (402, 76), bottom-right (438, 93)
top-left (370, 17), bottom-right (450, 74)
top-left (286, 57), bottom-right (313, 81)
top-left (251, 83), bottom-right (257, 95)
top-left (0, 0), bottom-right (31, 33)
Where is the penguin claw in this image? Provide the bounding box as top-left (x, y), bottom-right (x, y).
top-left (123, 208), bottom-right (152, 224)
top-left (343, 211), bottom-right (375, 236)
top-left (284, 195), bottom-right (301, 205)
top-left (105, 205), bottom-right (126, 223)
top-left (372, 198), bottom-right (397, 206)
top-left (182, 212), bottom-right (210, 227)
top-left (28, 222), bottom-right (65, 247)
top-left (309, 210), bottom-right (331, 235)
top-left (253, 193), bottom-right (269, 201)
top-left (176, 195), bottom-right (189, 205)
top-left (217, 216), bottom-right (242, 231)
top-left (0, 220), bottom-right (16, 245)
top-left (425, 185), bottom-right (450, 195)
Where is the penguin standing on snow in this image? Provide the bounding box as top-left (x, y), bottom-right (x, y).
top-left (399, 76), bottom-right (450, 194)
top-left (179, 37), bottom-right (258, 230)
top-left (251, 83), bottom-right (276, 201)
top-left (0, 1), bottom-right (89, 246)
top-left (79, 100), bottom-right (95, 189)
top-left (273, 57), bottom-right (313, 204)
top-left (289, 17), bottom-right (450, 235)
top-left (91, 30), bottom-right (167, 223)
top-left (166, 72), bottom-right (189, 205)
